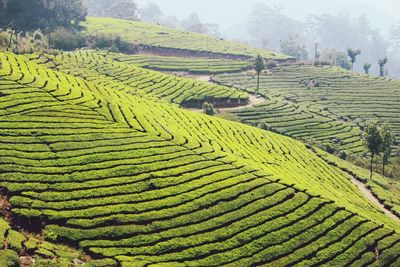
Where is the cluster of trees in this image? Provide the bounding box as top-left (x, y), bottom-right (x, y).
top-left (0, 0), bottom-right (87, 32)
top-left (83, 1), bottom-right (221, 37)
top-left (363, 121), bottom-right (396, 178)
top-left (0, 0), bottom-right (87, 52)
top-left (246, 3), bottom-right (400, 77)
top-left (83, 0), bottom-right (139, 21)
top-left (339, 48), bottom-right (388, 77)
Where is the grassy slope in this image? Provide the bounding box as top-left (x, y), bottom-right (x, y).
top-left (213, 64), bottom-right (400, 155)
top-left (106, 52), bottom-right (252, 74)
top-left (1, 52), bottom-right (400, 265)
top-left (82, 17), bottom-right (291, 60)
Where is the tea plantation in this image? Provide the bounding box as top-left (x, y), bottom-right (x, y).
top-left (29, 51), bottom-right (248, 108)
top-left (1, 51), bottom-right (400, 266)
top-left (107, 53), bottom-right (251, 74)
top-left (213, 64), bottom-right (400, 155)
top-left (83, 17), bottom-right (292, 61)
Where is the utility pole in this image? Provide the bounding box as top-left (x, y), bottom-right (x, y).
top-left (314, 43), bottom-right (319, 64)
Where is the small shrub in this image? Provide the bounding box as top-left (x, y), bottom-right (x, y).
top-left (49, 28), bottom-right (85, 51)
top-left (324, 144), bottom-right (336, 154)
top-left (0, 250), bottom-right (19, 267)
top-left (202, 102), bottom-right (215, 115)
top-left (338, 150), bottom-right (347, 160)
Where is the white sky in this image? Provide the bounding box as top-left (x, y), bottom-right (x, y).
top-left (134, 0), bottom-right (400, 31)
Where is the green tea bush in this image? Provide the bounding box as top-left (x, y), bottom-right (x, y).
top-left (49, 28), bottom-right (85, 50)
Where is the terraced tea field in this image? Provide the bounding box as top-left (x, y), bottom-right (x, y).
top-left (83, 17), bottom-right (291, 61)
top-left (213, 64), bottom-right (400, 155)
top-left (1, 51), bottom-right (400, 266)
top-left (29, 51), bottom-right (248, 108)
top-left (107, 53), bottom-right (251, 74)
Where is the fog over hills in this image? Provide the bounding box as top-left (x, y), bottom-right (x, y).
top-left (134, 0), bottom-right (398, 32)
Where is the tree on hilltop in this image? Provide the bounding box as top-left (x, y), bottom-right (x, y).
top-left (139, 2), bottom-right (164, 24)
top-left (104, 1), bottom-right (139, 21)
top-left (378, 57), bottom-right (388, 77)
top-left (254, 55), bottom-right (265, 95)
top-left (363, 63), bottom-right (371, 74)
top-left (363, 120), bottom-right (383, 179)
top-left (280, 37), bottom-right (308, 60)
top-left (346, 48), bottom-right (361, 70)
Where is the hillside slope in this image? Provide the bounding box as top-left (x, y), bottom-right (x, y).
top-left (29, 51), bottom-right (248, 108)
top-left (1, 52), bottom-right (400, 266)
top-left (214, 64), bottom-right (400, 155)
top-left (83, 17), bottom-right (291, 61)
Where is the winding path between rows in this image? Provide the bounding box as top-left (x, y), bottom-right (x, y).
top-left (350, 177), bottom-right (400, 222)
top-left (307, 148), bottom-right (400, 222)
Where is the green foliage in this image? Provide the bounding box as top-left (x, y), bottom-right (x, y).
top-left (346, 48), bottom-right (361, 70)
top-left (49, 28), bottom-right (85, 50)
top-left (0, 250), bottom-right (19, 267)
top-left (379, 57), bottom-right (389, 77)
top-left (381, 122), bottom-right (396, 175)
top-left (254, 54), bottom-right (265, 75)
top-left (336, 51), bottom-right (352, 70)
top-left (0, 30), bottom-right (49, 53)
top-left (1, 51), bottom-right (400, 266)
top-left (202, 102), bottom-right (215, 115)
top-left (214, 63), bottom-right (400, 157)
top-left (280, 38), bottom-right (308, 60)
top-left (83, 17), bottom-right (291, 60)
top-left (0, 0), bottom-right (87, 32)
top-left (363, 120), bottom-right (383, 178)
top-left (363, 62), bottom-right (371, 74)
top-left (109, 53), bottom-right (250, 74)
top-left (93, 34), bottom-right (133, 53)
top-left (254, 54), bottom-right (265, 94)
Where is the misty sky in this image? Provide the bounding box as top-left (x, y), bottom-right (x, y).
top-left (134, 0), bottom-right (399, 31)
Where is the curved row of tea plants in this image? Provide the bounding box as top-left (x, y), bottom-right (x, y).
top-left (107, 53), bottom-right (251, 74)
top-left (229, 97), bottom-right (364, 154)
top-left (0, 217), bottom-right (116, 266)
top-left (213, 64), bottom-right (400, 154)
top-left (83, 17), bottom-right (291, 61)
top-left (29, 51), bottom-right (248, 108)
top-left (1, 52), bottom-right (400, 266)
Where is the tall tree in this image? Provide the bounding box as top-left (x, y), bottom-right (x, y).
top-left (139, 2), bottom-right (164, 24)
top-left (363, 63), bottom-right (371, 74)
top-left (254, 55), bottom-right (265, 95)
top-left (104, 1), bottom-right (139, 21)
top-left (363, 120), bottom-right (383, 179)
top-left (378, 57), bottom-right (388, 77)
top-left (280, 37), bottom-right (308, 60)
top-left (248, 3), bottom-right (305, 50)
top-left (182, 13), bottom-right (207, 34)
top-left (347, 48), bottom-right (361, 70)
top-left (380, 123), bottom-right (396, 176)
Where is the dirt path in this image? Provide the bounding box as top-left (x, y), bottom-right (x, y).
top-left (192, 75), bottom-right (211, 82)
top-left (307, 148), bottom-right (400, 222)
top-left (350, 177), bottom-right (400, 221)
top-left (185, 74), bottom-right (267, 111)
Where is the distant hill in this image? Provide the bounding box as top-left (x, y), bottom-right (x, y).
top-left (82, 17), bottom-right (292, 61)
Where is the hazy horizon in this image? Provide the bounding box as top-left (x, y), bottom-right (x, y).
top-left (134, 0), bottom-right (399, 32)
